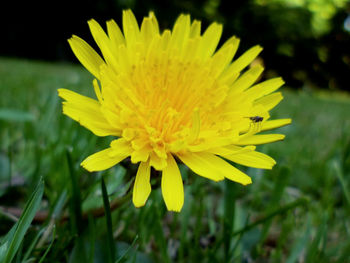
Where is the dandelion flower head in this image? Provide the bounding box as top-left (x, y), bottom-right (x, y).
top-left (58, 10), bottom-right (291, 212)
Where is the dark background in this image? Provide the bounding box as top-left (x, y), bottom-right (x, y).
top-left (2, 0), bottom-right (350, 90)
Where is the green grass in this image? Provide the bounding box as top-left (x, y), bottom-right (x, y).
top-left (0, 57), bottom-right (350, 262)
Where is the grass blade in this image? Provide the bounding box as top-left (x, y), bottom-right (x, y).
top-left (66, 149), bottom-right (83, 235)
top-left (115, 235), bottom-right (139, 263)
top-left (260, 167), bottom-right (290, 242)
top-left (332, 160), bottom-right (350, 208)
top-left (1, 177), bottom-right (44, 263)
top-left (305, 213), bottom-right (328, 263)
top-left (101, 176), bottom-right (116, 263)
top-left (87, 214), bottom-right (96, 263)
top-left (21, 227), bottom-right (46, 262)
top-left (0, 242), bottom-right (8, 263)
top-left (38, 225), bottom-right (56, 263)
top-left (286, 217), bottom-right (311, 263)
top-left (231, 198), bottom-right (308, 237)
top-left (153, 205), bottom-right (170, 263)
top-left (223, 180), bottom-right (236, 261)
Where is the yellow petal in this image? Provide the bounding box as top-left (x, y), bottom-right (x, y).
top-left (254, 92), bottom-right (284, 111)
top-left (93, 79), bottom-right (103, 102)
top-left (187, 108), bottom-right (200, 143)
top-left (229, 45), bottom-right (263, 73)
top-left (100, 105), bottom-right (123, 131)
top-left (68, 35), bottom-right (105, 79)
top-left (149, 152), bottom-right (167, 170)
top-left (187, 136), bottom-right (237, 152)
top-left (131, 147), bottom-right (150, 163)
top-left (219, 45), bottom-right (262, 84)
top-left (81, 147), bottom-right (131, 172)
top-left (106, 19), bottom-right (125, 47)
top-left (178, 151), bottom-right (224, 181)
top-left (189, 20), bottom-right (201, 38)
top-left (261, 118), bottom-right (292, 132)
top-left (211, 44), bottom-right (234, 77)
top-left (199, 22), bottom-right (223, 58)
top-left (211, 36), bottom-right (240, 77)
top-left (181, 37), bottom-right (201, 61)
top-left (110, 138), bottom-right (133, 156)
top-left (230, 65), bottom-right (264, 92)
top-left (160, 30), bottom-right (171, 50)
top-left (222, 150), bottom-right (276, 169)
top-left (209, 145), bottom-right (256, 156)
top-left (148, 11), bottom-right (159, 35)
top-left (58, 88), bottom-right (120, 136)
top-left (245, 77), bottom-right (285, 100)
top-left (123, 9), bottom-right (140, 47)
top-left (133, 161), bottom-right (151, 207)
top-left (88, 19), bottom-right (119, 70)
top-left (141, 17), bottom-right (157, 45)
top-left (237, 134), bottom-right (285, 145)
top-left (117, 44), bottom-right (131, 70)
top-left (221, 162), bottom-right (252, 185)
top-left (161, 154), bottom-right (184, 212)
top-left (171, 14), bottom-right (191, 48)
top-left (178, 152), bottom-right (251, 185)
top-left (220, 36), bottom-right (240, 57)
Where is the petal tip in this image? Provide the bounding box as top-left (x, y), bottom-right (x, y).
top-left (166, 201), bottom-right (184, 212)
top-left (169, 207), bottom-right (182, 213)
top-left (87, 18), bottom-right (95, 24)
top-left (133, 200), bottom-right (147, 208)
top-left (80, 161), bottom-right (93, 172)
top-left (243, 177), bottom-right (253, 185)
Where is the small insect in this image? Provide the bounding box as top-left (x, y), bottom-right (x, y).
top-left (248, 116), bottom-right (263, 123)
top-left (244, 116), bottom-right (264, 132)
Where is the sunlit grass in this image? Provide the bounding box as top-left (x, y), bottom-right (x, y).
top-left (1, 57), bottom-right (350, 262)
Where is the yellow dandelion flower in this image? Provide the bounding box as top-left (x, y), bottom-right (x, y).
top-left (58, 10), bottom-right (291, 212)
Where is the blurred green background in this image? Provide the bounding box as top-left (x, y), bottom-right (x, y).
top-left (1, 0), bottom-right (350, 262)
top-left (2, 0), bottom-right (350, 90)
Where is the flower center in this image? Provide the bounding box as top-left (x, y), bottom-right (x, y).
top-left (100, 49), bottom-right (239, 169)
top-left (130, 56), bottom-right (225, 139)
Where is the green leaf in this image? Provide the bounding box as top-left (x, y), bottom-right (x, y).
top-left (0, 242), bottom-right (8, 262)
top-left (1, 177), bottom-right (44, 263)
